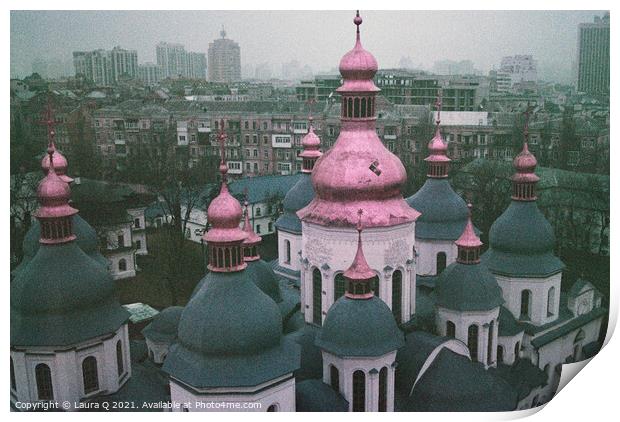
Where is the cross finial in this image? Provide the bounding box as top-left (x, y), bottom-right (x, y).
top-left (354, 10), bottom-right (362, 40)
top-left (434, 88), bottom-right (443, 126)
top-left (39, 98), bottom-right (57, 150)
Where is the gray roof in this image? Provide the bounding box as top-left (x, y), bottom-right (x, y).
top-left (228, 173), bottom-right (302, 205)
top-left (402, 348), bottom-right (518, 411)
top-left (295, 379), bottom-right (349, 412)
top-left (406, 178), bottom-right (471, 240)
top-left (316, 296), bottom-right (404, 357)
top-left (163, 271), bottom-right (300, 388)
top-left (11, 242), bottom-right (129, 347)
top-left (276, 173), bottom-right (315, 234)
top-left (434, 261), bottom-right (504, 312)
top-left (141, 306), bottom-right (184, 343)
top-left (483, 201), bottom-right (565, 278)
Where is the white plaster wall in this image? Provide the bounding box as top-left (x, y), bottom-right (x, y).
top-left (497, 332), bottom-right (525, 365)
top-left (11, 324), bottom-right (130, 411)
top-left (169, 376), bottom-right (296, 412)
top-left (145, 338), bottom-right (171, 364)
top-left (300, 221), bottom-right (416, 326)
top-left (436, 307), bottom-right (500, 368)
top-left (495, 273), bottom-right (562, 326)
top-left (415, 239), bottom-right (457, 276)
top-left (132, 231), bottom-right (148, 255)
top-left (277, 230), bottom-right (302, 273)
top-left (108, 251), bottom-right (136, 280)
top-left (322, 351), bottom-right (397, 412)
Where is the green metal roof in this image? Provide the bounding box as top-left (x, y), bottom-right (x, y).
top-left (490, 359), bottom-right (548, 400)
top-left (295, 379), bottom-right (349, 412)
top-left (434, 262), bottom-right (504, 312)
top-left (124, 302), bottom-right (160, 324)
top-left (141, 306), bottom-right (183, 343)
top-left (531, 307), bottom-right (607, 349)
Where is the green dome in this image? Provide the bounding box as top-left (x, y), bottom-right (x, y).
top-left (316, 296), bottom-right (404, 357)
top-left (11, 242), bottom-right (129, 347)
top-left (434, 262), bottom-right (504, 312)
top-left (482, 201), bottom-right (564, 277)
top-left (406, 179), bottom-right (469, 240)
top-left (13, 214), bottom-right (107, 278)
top-left (141, 306), bottom-right (183, 343)
top-left (276, 173), bottom-right (315, 234)
top-left (246, 259), bottom-right (283, 303)
top-left (163, 271), bottom-right (300, 388)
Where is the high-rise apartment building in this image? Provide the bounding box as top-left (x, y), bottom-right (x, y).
top-left (577, 13), bottom-right (610, 95)
top-left (207, 28), bottom-right (241, 83)
top-left (156, 42), bottom-right (206, 80)
top-left (499, 55), bottom-right (537, 86)
top-left (72, 47), bottom-right (137, 86)
top-left (138, 63), bottom-right (162, 86)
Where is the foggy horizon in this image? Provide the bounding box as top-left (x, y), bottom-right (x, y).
top-left (11, 10), bottom-right (608, 83)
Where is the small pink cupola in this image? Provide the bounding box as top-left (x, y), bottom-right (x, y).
top-left (455, 204), bottom-right (483, 264)
top-left (242, 200), bottom-right (262, 262)
top-left (343, 210), bottom-right (376, 299)
top-left (299, 116), bottom-right (322, 173)
top-left (203, 121), bottom-right (247, 272)
top-left (511, 108), bottom-right (540, 201)
top-left (425, 91), bottom-right (451, 178)
top-left (40, 103), bottom-right (73, 184)
top-left (35, 149), bottom-right (78, 244)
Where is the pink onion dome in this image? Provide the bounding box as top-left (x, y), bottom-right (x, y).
top-left (34, 150), bottom-right (78, 244)
top-left (337, 11), bottom-right (380, 93)
top-left (512, 142), bottom-right (539, 180)
top-left (425, 128), bottom-right (451, 163)
top-left (455, 204), bottom-right (483, 257)
top-left (41, 131), bottom-right (73, 184)
top-left (300, 119), bottom-right (321, 155)
top-left (298, 12), bottom-right (419, 228)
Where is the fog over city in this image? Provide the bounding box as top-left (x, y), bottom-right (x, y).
top-left (11, 10), bottom-right (605, 83)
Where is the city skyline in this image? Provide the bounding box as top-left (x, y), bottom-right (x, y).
top-left (11, 10), bottom-right (606, 83)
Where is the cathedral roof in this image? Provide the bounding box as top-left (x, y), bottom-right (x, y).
top-left (276, 173), bottom-right (315, 234)
top-left (406, 178), bottom-right (470, 240)
top-left (315, 296), bottom-right (404, 357)
top-left (295, 379), bottom-right (349, 412)
top-left (245, 259), bottom-right (283, 303)
top-left (141, 306), bottom-right (183, 343)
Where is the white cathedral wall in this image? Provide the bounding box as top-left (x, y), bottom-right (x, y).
top-left (169, 375), bottom-right (296, 412)
top-left (145, 338), bottom-right (171, 364)
top-left (300, 221), bottom-right (416, 326)
top-left (277, 230), bottom-right (302, 273)
top-left (322, 351), bottom-right (397, 412)
top-left (11, 324), bottom-right (130, 411)
top-left (495, 273), bottom-right (562, 326)
top-left (415, 239), bottom-right (456, 276)
top-left (436, 307), bottom-right (500, 368)
top-left (497, 332), bottom-right (525, 365)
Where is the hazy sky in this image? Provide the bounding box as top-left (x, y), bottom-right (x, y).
top-left (10, 10), bottom-right (607, 82)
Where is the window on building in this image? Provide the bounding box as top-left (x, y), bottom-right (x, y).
top-left (352, 370), bottom-right (366, 412)
top-left (436, 252), bottom-right (447, 274)
top-left (256, 224), bottom-right (261, 234)
top-left (547, 287), bottom-right (555, 317)
top-left (82, 357), bottom-right (99, 394)
top-left (379, 367), bottom-right (388, 412)
top-left (116, 340), bottom-right (124, 377)
top-left (446, 321), bottom-right (456, 338)
top-left (117, 234), bottom-right (125, 248)
top-left (313, 268), bottom-right (322, 326)
top-left (268, 222), bottom-right (273, 232)
top-left (497, 345), bottom-right (504, 364)
top-left (514, 342), bottom-right (520, 361)
top-left (10, 358), bottom-right (16, 392)
top-left (330, 365), bottom-right (339, 391)
top-left (468, 325), bottom-right (479, 362)
top-left (285, 240), bottom-right (291, 264)
top-left (334, 273), bottom-right (346, 301)
top-left (372, 276), bottom-right (380, 297)
top-left (134, 218), bottom-right (140, 228)
top-left (392, 270), bottom-right (402, 324)
top-left (119, 259), bottom-right (127, 272)
top-left (520, 290), bottom-right (531, 320)
top-left (256, 207), bottom-right (262, 217)
top-left (35, 363), bottom-right (53, 401)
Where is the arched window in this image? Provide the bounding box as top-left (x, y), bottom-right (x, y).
top-left (497, 345), bottom-right (504, 364)
top-left (520, 290), bottom-right (531, 320)
top-left (392, 270), bottom-right (402, 324)
top-left (116, 340), bottom-right (124, 377)
top-left (514, 341), bottom-right (520, 361)
top-left (334, 273), bottom-right (346, 302)
top-left (352, 370), bottom-right (366, 412)
top-left (35, 363), bottom-right (53, 401)
top-left (330, 364), bottom-right (340, 391)
top-left (446, 320), bottom-right (456, 338)
top-left (547, 287), bottom-right (555, 316)
top-left (487, 320), bottom-right (494, 365)
top-left (285, 240), bottom-right (291, 264)
top-left (118, 258), bottom-right (127, 272)
top-left (379, 367), bottom-right (388, 412)
top-left (267, 404), bottom-right (278, 412)
top-left (312, 269), bottom-right (322, 326)
top-left (468, 325), bottom-right (479, 362)
top-left (372, 276), bottom-right (380, 297)
top-left (82, 356), bottom-right (99, 394)
top-left (436, 252), bottom-right (447, 274)
top-left (10, 358), bottom-right (16, 391)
